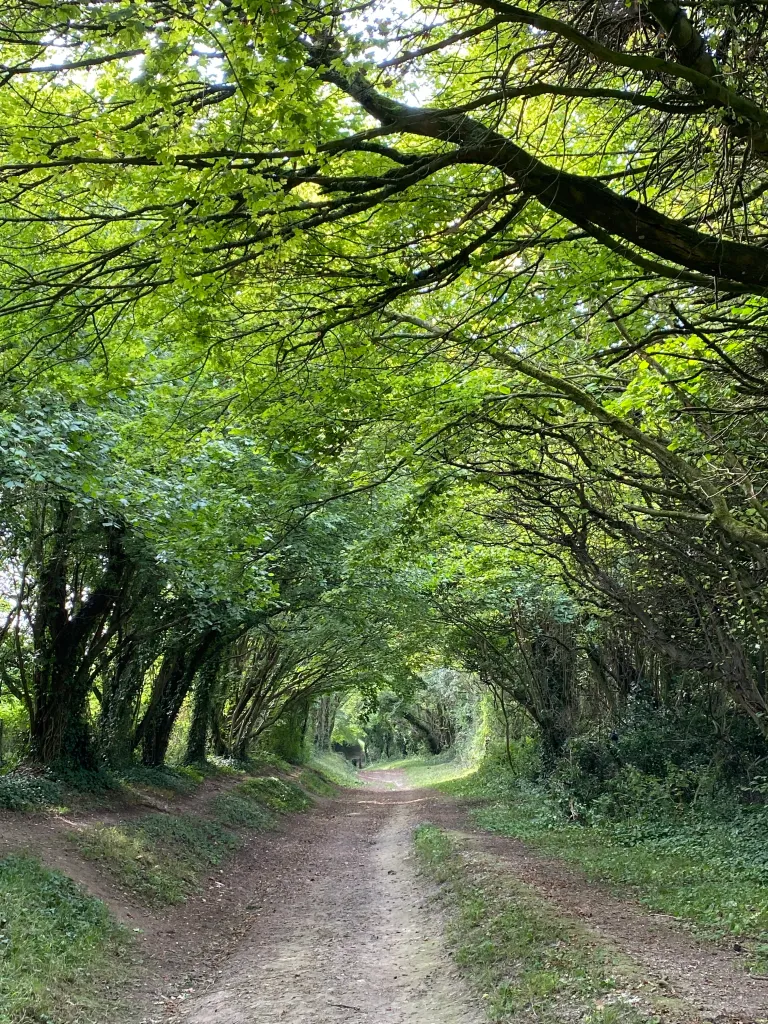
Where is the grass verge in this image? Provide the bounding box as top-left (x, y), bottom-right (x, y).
top-left (0, 762), bottom-right (209, 814)
top-left (376, 753), bottom-right (476, 788)
top-left (237, 775), bottom-right (312, 812)
top-left (74, 775), bottom-right (313, 905)
top-left (433, 762), bottom-right (768, 967)
top-left (309, 751), bottom-right (363, 788)
top-left (295, 766), bottom-right (338, 797)
top-left (414, 825), bottom-right (674, 1024)
top-left (0, 855), bottom-right (128, 1024)
top-left (75, 813), bottom-right (241, 905)
top-left (210, 790), bottom-right (275, 830)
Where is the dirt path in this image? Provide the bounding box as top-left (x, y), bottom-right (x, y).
top-left (172, 783), bottom-right (482, 1024)
top-left (5, 769), bottom-right (768, 1022)
top-left (169, 777), bottom-right (768, 1024)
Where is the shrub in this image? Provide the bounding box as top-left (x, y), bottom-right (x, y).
top-left (548, 697), bottom-right (768, 820)
top-left (583, 766), bottom-right (679, 824)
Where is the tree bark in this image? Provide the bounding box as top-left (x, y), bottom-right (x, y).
top-left (135, 630), bottom-right (218, 767)
top-left (30, 506), bottom-right (128, 766)
top-left (184, 645), bottom-right (223, 764)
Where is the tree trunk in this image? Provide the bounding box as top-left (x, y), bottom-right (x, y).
top-left (30, 505), bottom-right (128, 767)
top-left (313, 693), bottom-right (342, 750)
top-left (184, 646), bottom-right (223, 764)
top-left (400, 708), bottom-right (443, 754)
top-left (101, 642), bottom-right (146, 767)
top-left (136, 630), bottom-right (217, 767)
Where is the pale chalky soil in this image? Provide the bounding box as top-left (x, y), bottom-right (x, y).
top-left (176, 787), bottom-right (484, 1024)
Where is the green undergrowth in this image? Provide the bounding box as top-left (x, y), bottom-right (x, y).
top-left (241, 750), bottom-right (294, 774)
top-left (0, 855), bottom-right (128, 1024)
top-left (414, 826), bottom-right (669, 1024)
top-left (238, 775), bottom-right (312, 812)
top-left (432, 761), bottom-right (768, 967)
top-left (74, 774), bottom-right (314, 905)
top-left (295, 766), bottom-right (337, 796)
top-left (0, 771), bottom-right (64, 811)
top-left (371, 752), bottom-right (476, 788)
top-left (210, 790), bottom-right (275, 830)
top-left (75, 813), bottom-right (240, 905)
top-left (0, 750), bottom-right (337, 817)
top-left (0, 762), bottom-right (210, 814)
top-left (118, 762), bottom-right (206, 797)
top-left (309, 751), bottom-right (363, 788)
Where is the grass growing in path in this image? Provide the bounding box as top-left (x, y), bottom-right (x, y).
top-left (0, 855), bottom-right (127, 1024)
top-left (414, 826), bottom-right (670, 1024)
top-left (400, 755), bottom-right (477, 788)
top-left (364, 753), bottom-right (476, 788)
top-left (475, 795), bottom-right (768, 958)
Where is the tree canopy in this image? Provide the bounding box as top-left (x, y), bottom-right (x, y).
top-left (1, 0), bottom-right (767, 778)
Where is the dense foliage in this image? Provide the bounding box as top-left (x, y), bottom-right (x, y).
top-left (0, 0), bottom-right (767, 804)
